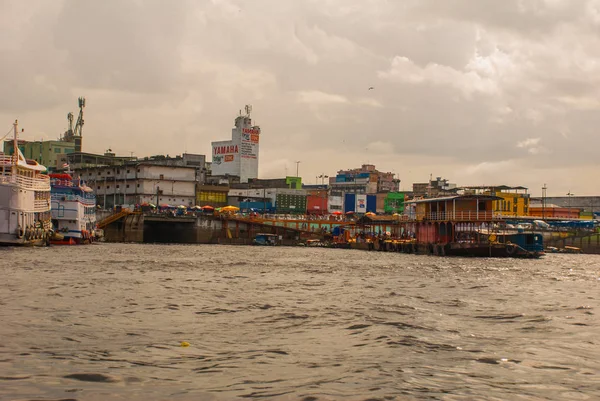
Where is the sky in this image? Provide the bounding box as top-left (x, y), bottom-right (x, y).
top-left (1, 0), bottom-right (599, 196)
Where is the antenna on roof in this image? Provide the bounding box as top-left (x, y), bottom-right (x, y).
top-left (245, 104), bottom-right (252, 117)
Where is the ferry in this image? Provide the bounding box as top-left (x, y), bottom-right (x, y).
top-left (49, 172), bottom-right (97, 245)
top-left (0, 120), bottom-right (52, 246)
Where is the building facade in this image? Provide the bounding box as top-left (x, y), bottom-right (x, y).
top-left (77, 163), bottom-right (197, 209)
top-left (4, 139), bottom-right (75, 171)
top-left (461, 186), bottom-right (530, 217)
top-left (412, 176), bottom-right (457, 198)
top-left (211, 106), bottom-right (260, 183)
top-left (329, 164), bottom-right (399, 194)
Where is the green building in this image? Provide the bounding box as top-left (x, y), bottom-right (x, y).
top-left (384, 192), bottom-right (405, 214)
top-left (3, 140), bottom-right (75, 171)
top-left (285, 176), bottom-right (302, 190)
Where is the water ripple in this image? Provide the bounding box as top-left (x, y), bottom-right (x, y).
top-left (0, 244), bottom-right (598, 400)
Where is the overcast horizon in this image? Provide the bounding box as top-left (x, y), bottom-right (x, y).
top-left (2, 0), bottom-right (600, 196)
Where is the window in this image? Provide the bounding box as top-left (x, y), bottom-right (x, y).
top-left (137, 169), bottom-right (140, 173)
top-left (117, 169), bottom-right (120, 174)
top-left (116, 185), bottom-right (120, 189)
top-left (126, 184), bottom-right (130, 188)
top-left (127, 169), bottom-right (130, 174)
top-left (54, 148), bottom-right (61, 153)
top-left (137, 184), bottom-right (140, 188)
top-left (107, 171), bottom-right (111, 175)
top-left (97, 186), bottom-right (100, 190)
top-left (160, 174), bottom-right (164, 180)
top-left (106, 186), bottom-right (109, 189)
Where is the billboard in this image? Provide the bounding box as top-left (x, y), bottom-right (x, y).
top-left (240, 127), bottom-right (259, 159)
top-left (356, 194), bottom-right (367, 213)
top-left (211, 140), bottom-right (240, 176)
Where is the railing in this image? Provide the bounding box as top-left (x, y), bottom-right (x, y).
top-left (34, 199), bottom-right (51, 211)
top-left (97, 209), bottom-right (132, 229)
top-left (0, 155), bottom-right (15, 164)
top-left (0, 173), bottom-right (50, 191)
top-left (418, 211), bottom-right (501, 221)
top-left (51, 193), bottom-right (96, 205)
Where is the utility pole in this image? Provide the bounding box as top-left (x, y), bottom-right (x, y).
top-left (156, 185), bottom-right (160, 208)
top-left (542, 183), bottom-right (547, 220)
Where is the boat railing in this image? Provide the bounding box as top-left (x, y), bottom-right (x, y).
top-left (0, 172), bottom-right (50, 191)
top-left (51, 193), bottom-right (95, 205)
top-left (34, 199), bottom-right (51, 211)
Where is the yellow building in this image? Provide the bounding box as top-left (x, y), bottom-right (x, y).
top-left (461, 186), bottom-right (530, 217)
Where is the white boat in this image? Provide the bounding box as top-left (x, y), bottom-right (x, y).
top-left (49, 172), bottom-right (97, 245)
top-left (0, 120), bottom-right (52, 246)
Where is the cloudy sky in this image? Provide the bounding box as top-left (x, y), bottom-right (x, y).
top-left (2, 0), bottom-right (599, 195)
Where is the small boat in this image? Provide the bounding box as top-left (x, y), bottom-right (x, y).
top-left (253, 233), bottom-right (279, 246)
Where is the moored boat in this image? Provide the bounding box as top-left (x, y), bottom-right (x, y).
top-left (0, 120), bottom-right (52, 246)
top-left (49, 172), bottom-right (97, 245)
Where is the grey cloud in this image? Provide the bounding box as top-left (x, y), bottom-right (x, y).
top-left (1, 0), bottom-right (599, 194)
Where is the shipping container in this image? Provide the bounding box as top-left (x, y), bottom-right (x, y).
top-left (240, 201), bottom-right (273, 212)
top-left (307, 194), bottom-right (328, 214)
top-left (366, 194), bottom-right (377, 213)
top-left (344, 193), bottom-right (356, 213)
top-left (275, 193), bottom-right (307, 214)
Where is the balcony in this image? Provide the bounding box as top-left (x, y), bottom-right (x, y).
top-left (418, 211), bottom-right (500, 222)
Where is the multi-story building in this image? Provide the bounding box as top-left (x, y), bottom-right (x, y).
top-left (3, 139), bottom-right (75, 171)
top-left (412, 176), bottom-right (457, 198)
top-left (211, 105), bottom-right (260, 183)
top-left (329, 164), bottom-right (399, 194)
top-left (77, 163), bottom-right (197, 209)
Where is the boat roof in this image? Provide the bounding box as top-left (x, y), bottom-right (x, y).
top-left (406, 194), bottom-right (502, 204)
top-left (49, 173), bottom-right (73, 179)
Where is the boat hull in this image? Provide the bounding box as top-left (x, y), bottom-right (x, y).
top-left (0, 233), bottom-right (49, 247)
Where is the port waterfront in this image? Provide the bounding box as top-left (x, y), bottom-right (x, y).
top-left (99, 210), bottom-right (600, 255)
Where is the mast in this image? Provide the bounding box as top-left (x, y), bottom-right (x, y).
top-left (13, 120), bottom-right (18, 171)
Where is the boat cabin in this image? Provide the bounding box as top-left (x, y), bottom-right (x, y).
top-left (406, 195), bottom-right (502, 244)
top-left (407, 194), bottom-right (501, 222)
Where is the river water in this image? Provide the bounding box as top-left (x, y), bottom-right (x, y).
top-left (0, 244), bottom-right (599, 401)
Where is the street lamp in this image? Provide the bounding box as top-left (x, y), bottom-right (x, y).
top-left (567, 191), bottom-right (574, 217)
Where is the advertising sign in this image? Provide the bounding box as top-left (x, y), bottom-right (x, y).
top-left (356, 194), bottom-right (367, 213)
top-left (211, 139), bottom-right (239, 176)
top-left (240, 127), bottom-right (259, 160)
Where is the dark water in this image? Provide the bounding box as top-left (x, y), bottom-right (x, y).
top-left (1, 244), bottom-right (599, 401)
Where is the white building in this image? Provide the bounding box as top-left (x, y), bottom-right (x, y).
top-left (211, 106), bottom-right (260, 183)
top-left (78, 163), bottom-right (197, 209)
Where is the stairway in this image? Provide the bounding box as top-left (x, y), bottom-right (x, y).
top-left (97, 210), bottom-right (131, 229)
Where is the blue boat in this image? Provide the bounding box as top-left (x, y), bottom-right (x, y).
top-left (253, 233), bottom-right (279, 246)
